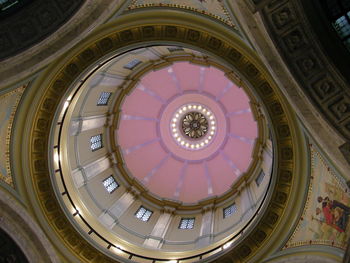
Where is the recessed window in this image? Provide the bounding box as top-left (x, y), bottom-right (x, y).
top-left (256, 170), bottom-right (265, 187)
top-left (90, 134), bottom-right (103, 151)
top-left (135, 206), bottom-right (153, 222)
top-left (124, 59), bottom-right (142, 70)
top-left (103, 176), bottom-right (119, 193)
top-left (322, 0), bottom-right (350, 51)
top-left (223, 203), bottom-right (237, 218)
top-left (167, 47), bottom-right (184, 52)
top-left (179, 218), bottom-right (195, 229)
top-left (97, 92), bottom-right (112, 106)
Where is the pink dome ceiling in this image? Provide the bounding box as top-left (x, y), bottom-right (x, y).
top-left (116, 62), bottom-right (257, 204)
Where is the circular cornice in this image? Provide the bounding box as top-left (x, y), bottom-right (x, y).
top-left (22, 11), bottom-right (307, 263)
top-left (112, 60), bottom-right (261, 206)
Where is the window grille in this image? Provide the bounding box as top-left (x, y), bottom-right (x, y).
top-left (90, 134), bottom-right (102, 151)
top-left (97, 92), bottom-right (112, 106)
top-left (124, 59), bottom-right (141, 70)
top-left (103, 176), bottom-right (119, 193)
top-left (322, 0), bottom-right (350, 51)
top-left (223, 203), bottom-right (237, 218)
top-left (179, 218), bottom-right (195, 229)
top-left (135, 206), bottom-right (153, 222)
top-left (256, 170), bottom-right (265, 187)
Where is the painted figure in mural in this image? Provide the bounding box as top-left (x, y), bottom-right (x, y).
top-left (317, 196), bottom-right (350, 233)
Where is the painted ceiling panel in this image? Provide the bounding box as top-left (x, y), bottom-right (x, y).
top-left (128, 0), bottom-right (236, 28)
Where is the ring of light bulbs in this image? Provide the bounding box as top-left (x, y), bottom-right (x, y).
top-left (170, 103), bottom-right (216, 150)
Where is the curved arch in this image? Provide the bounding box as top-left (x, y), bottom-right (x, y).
top-left (0, 0), bottom-right (127, 89)
top-left (0, 189), bottom-right (59, 263)
top-left (15, 10), bottom-right (309, 263)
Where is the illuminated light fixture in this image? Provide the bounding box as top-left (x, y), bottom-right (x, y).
top-left (54, 152), bottom-right (59, 164)
top-left (223, 241), bottom-right (234, 249)
top-left (170, 103), bottom-right (217, 150)
top-left (112, 246), bottom-right (124, 254)
top-left (63, 101), bottom-right (70, 112)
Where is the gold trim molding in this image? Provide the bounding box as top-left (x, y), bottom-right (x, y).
top-left (107, 57), bottom-right (266, 210)
top-left (26, 12), bottom-right (307, 263)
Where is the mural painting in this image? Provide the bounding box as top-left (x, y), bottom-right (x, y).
top-left (286, 145), bottom-right (350, 249)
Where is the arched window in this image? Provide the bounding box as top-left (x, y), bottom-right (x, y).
top-left (322, 0), bottom-right (350, 50)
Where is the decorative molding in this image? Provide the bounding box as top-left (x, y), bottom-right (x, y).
top-left (285, 145), bottom-right (350, 250)
top-left (25, 14), bottom-right (305, 262)
top-left (0, 85), bottom-right (25, 187)
top-left (255, 0), bottom-right (350, 165)
top-left (127, 0), bottom-right (237, 29)
top-left (107, 57), bottom-right (266, 210)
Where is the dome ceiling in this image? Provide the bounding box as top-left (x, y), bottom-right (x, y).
top-left (6, 3), bottom-right (341, 263)
top-left (23, 13), bottom-right (305, 260)
top-left (118, 61), bottom-right (257, 203)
